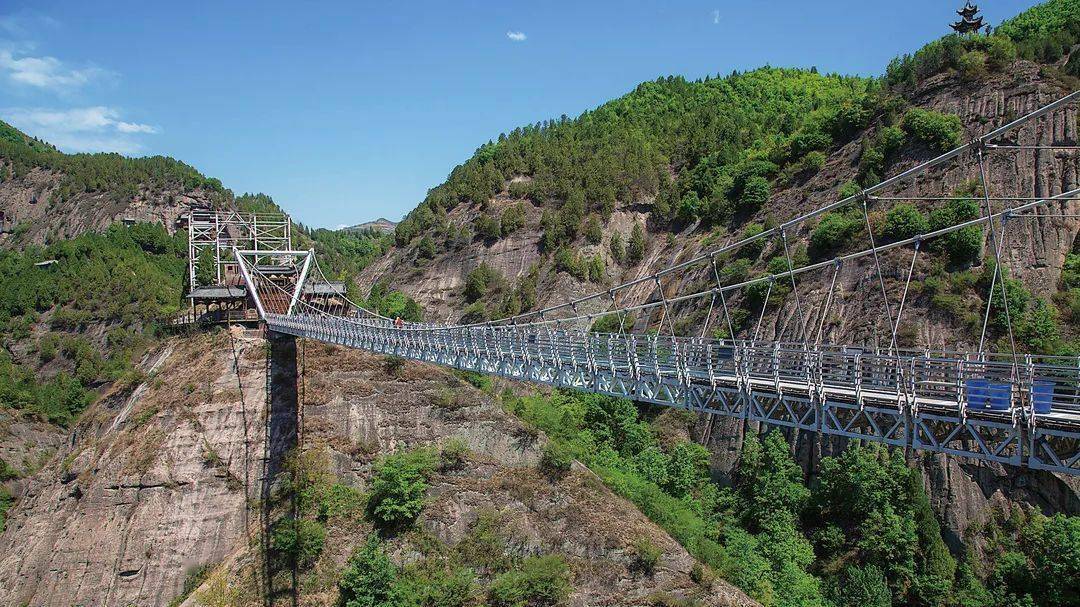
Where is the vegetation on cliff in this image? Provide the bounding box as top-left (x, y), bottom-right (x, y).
top-left (507, 387), bottom-right (1080, 607)
top-left (0, 120), bottom-right (228, 205)
top-left (0, 223), bottom-right (187, 425)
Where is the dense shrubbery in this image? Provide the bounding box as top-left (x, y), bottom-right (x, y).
top-left (996, 0), bottom-right (1080, 63)
top-left (338, 534), bottom-right (397, 607)
top-left (0, 222), bottom-right (186, 327)
top-left (929, 195), bottom-right (983, 266)
top-left (901, 109), bottom-right (964, 154)
top-left (305, 226), bottom-right (391, 277)
top-left (553, 248), bottom-right (604, 282)
top-left (858, 125), bottom-right (906, 185)
top-left (501, 387), bottom-right (1080, 607)
top-left (488, 555), bottom-right (572, 607)
top-left (363, 280), bottom-right (423, 322)
top-left (500, 204), bottom-right (526, 236)
top-left (810, 210), bottom-right (863, 257)
top-left (464, 263), bottom-right (505, 302)
top-left (880, 203), bottom-right (929, 242)
top-left (808, 444), bottom-right (956, 606)
top-left (366, 449), bottom-right (436, 529)
top-left (269, 517), bottom-right (326, 569)
top-left (506, 389), bottom-right (822, 607)
top-left (0, 350), bottom-right (93, 425)
top-left (337, 524), bottom-right (569, 607)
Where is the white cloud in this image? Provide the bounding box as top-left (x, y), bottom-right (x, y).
top-left (713, 10), bottom-right (721, 24)
top-left (0, 49), bottom-right (112, 92)
top-left (115, 121), bottom-right (157, 134)
top-left (506, 31), bottom-right (527, 42)
top-left (2, 106), bottom-right (158, 154)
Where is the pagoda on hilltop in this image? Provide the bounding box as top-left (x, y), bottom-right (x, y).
top-left (951, 2), bottom-right (985, 34)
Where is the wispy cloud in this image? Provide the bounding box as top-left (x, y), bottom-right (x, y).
top-left (506, 30), bottom-right (527, 42)
top-left (0, 12), bottom-right (60, 38)
top-left (713, 10), bottom-right (721, 24)
top-left (2, 106), bottom-right (158, 154)
top-left (0, 49), bottom-right (113, 92)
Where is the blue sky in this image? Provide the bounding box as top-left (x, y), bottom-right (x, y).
top-left (0, 1), bottom-right (1041, 228)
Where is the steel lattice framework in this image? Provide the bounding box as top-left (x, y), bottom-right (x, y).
top-left (187, 209), bottom-right (292, 287)
top-left (234, 90), bottom-right (1080, 476)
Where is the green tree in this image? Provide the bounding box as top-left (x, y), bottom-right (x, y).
top-left (366, 449), bottom-right (436, 529)
top-left (740, 176), bottom-right (771, 212)
top-left (584, 215), bottom-right (603, 245)
top-left (664, 441), bottom-right (710, 499)
top-left (488, 555), bottom-right (571, 607)
top-left (902, 109), bottom-right (963, 153)
top-left (832, 565), bottom-right (892, 607)
top-left (476, 214), bottom-right (501, 241)
top-left (500, 203), bottom-right (526, 236)
top-left (417, 236), bottom-right (436, 260)
top-left (270, 517), bottom-right (326, 569)
top-left (627, 223), bottom-right (646, 265)
top-left (338, 534), bottom-right (396, 607)
top-left (609, 232), bottom-right (625, 264)
top-left (1019, 513), bottom-right (1080, 607)
top-left (735, 432), bottom-right (809, 528)
top-left (1019, 298), bottom-right (1060, 354)
top-left (928, 197), bottom-right (983, 266)
top-left (880, 203), bottom-right (928, 242)
top-left (810, 212), bottom-right (862, 257)
top-left (194, 247), bottom-right (216, 286)
top-left (464, 264), bottom-right (503, 302)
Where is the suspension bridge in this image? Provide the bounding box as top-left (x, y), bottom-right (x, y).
top-left (199, 90), bottom-right (1080, 476)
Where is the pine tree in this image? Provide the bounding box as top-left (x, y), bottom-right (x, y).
top-left (627, 223), bottom-right (646, 265)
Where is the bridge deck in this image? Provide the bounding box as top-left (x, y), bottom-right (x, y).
top-left (265, 313), bottom-right (1080, 476)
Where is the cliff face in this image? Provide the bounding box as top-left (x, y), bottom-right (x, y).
top-left (0, 331), bottom-right (265, 607)
top-left (0, 164), bottom-right (219, 247)
top-left (0, 332), bottom-right (754, 607)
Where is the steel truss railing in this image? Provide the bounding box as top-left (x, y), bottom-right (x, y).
top-left (264, 313), bottom-right (1080, 475)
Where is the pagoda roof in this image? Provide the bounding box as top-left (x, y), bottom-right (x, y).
top-left (951, 16), bottom-right (984, 33)
top-left (957, 2), bottom-right (979, 18)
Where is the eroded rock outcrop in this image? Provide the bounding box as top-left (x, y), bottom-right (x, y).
top-left (0, 331), bottom-right (266, 607)
top-left (1, 332), bottom-right (756, 607)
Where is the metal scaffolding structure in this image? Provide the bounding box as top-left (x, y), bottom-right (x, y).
top-left (186, 209), bottom-right (292, 288)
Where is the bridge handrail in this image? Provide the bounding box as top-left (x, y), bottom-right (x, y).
top-left (265, 312), bottom-right (1080, 426)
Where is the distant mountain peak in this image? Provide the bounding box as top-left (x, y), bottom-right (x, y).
top-left (343, 217), bottom-right (396, 233)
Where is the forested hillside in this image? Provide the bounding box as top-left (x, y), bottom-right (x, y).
top-left (373, 0), bottom-right (1080, 335)
top-left (0, 120), bottom-right (228, 210)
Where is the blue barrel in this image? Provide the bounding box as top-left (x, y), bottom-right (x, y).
top-left (986, 382), bottom-right (1012, 411)
top-left (1032, 380), bottom-right (1055, 415)
top-left (965, 378), bottom-right (989, 409)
